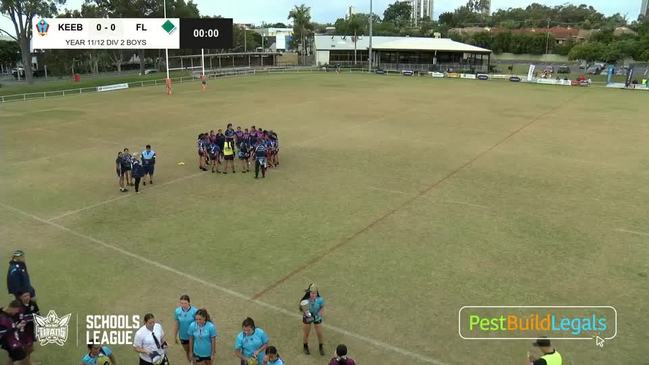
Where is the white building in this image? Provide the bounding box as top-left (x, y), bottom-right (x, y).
top-left (315, 35), bottom-right (492, 72)
top-left (642, 0), bottom-right (649, 17)
top-left (410, 0), bottom-right (433, 25)
top-left (255, 28), bottom-right (293, 51)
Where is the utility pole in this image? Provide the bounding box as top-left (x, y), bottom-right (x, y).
top-left (545, 18), bottom-right (551, 54)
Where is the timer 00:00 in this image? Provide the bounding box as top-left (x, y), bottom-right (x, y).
top-left (194, 29), bottom-right (220, 38)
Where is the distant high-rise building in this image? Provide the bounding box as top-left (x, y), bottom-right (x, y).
top-left (347, 5), bottom-right (355, 19)
top-left (409, 0), bottom-right (433, 25)
top-left (482, 0), bottom-right (491, 15)
top-left (642, 0), bottom-right (649, 17)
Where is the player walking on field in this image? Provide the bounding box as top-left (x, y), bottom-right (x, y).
top-left (174, 295), bottom-right (198, 364)
top-left (234, 317), bottom-right (268, 365)
top-left (187, 309), bottom-right (217, 365)
top-left (300, 283), bottom-right (325, 356)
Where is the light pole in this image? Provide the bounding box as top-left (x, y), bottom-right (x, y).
top-left (369, 0), bottom-right (373, 72)
top-left (244, 28), bottom-right (247, 53)
top-left (164, 0), bottom-right (170, 79)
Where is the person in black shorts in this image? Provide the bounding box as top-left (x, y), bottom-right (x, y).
top-left (121, 148), bottom-right (133, 186)
top-left (132, 156), bottom-right (145, 194)
top-left (116, 151), bottom-right (127, 192)
top-left (141, 145), bottom-right (156, 185)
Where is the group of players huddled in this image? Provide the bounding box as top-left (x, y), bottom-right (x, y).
top-left (197, 124), bottom-right (279, 179)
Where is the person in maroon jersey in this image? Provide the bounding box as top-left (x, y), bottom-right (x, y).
top-left (328, 344), bottom-right (356, 365)
top-left (0, 300), bottom-right (27, 364)
top-left (17, 292), bottom-right (39, 365)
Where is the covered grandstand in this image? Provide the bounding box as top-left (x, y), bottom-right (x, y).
top-left (314, 35), bottom-right (492, 73)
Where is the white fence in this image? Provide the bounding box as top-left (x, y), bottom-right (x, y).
top-left (0, 67), bottom-right (327, 103)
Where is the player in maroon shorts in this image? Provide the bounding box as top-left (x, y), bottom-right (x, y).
top-left (0, 300), bottom-right (27, 365)
top-left (17, 292), bottom-right (39, 365)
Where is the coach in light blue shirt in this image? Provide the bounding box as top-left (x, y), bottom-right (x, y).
top-left (141, 144), bottom-right (156, 185)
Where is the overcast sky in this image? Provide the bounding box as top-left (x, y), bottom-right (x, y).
top-left (1, 0), bottom-right (643, 37)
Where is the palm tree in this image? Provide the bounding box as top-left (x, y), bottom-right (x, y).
top-left (288, 4), bottom-right (314, 65)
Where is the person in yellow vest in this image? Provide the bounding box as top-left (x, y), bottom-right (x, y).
top-left (222, 139), bottom-right (236, 174)
top-left (527, 337), bottom-right (562, 365)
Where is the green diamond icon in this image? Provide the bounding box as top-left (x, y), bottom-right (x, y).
top-left (162, 20), bottom-right (176, 34)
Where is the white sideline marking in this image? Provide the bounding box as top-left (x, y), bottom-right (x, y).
top-left (0, 202), bottom-right (447, 365)
top-left (47, 172), bottom-right (204, 222)
top-left (615, 228), bottom-right (649, 237)
top-left (438, 199), bottom-right (490, 210)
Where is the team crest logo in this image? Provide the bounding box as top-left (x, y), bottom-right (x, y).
top-left (34, 310), bottom-right (71, 346)
top-left (36, 19), bottom-right (49, 36)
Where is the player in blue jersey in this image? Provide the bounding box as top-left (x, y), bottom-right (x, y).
top-left (234, 317), bottom-right (268, 365)
top-left (253, 139), bottom-right (268, 179)
top-left (301, 283), bottom-right (325, 356)
top-left (237, 138), bottom-right (251, 173)
top-left (115, 151), bottom-right (127, 192)
top-left (262, 346), bottom-right (284, 365)
top-left (208, 141), bottom-right (222, 174)
top-left (174, 295), bottom-right (198, 364)
top-left (81, 343), bottom-right (116, 365)
top-left (187, 309), bottom-right (217, 365)
top-left (121, 148), bottom-right (133, 186)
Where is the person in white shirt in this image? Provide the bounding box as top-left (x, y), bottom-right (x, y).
top-left (134, 313), bottom-right (168, 365)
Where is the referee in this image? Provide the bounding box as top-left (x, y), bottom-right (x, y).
top-left (527, 337), bottom-right (562, 365)
top-left (141, 145), bottom-right (156, 185)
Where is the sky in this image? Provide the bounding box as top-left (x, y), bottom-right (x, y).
top-left (1, 0), bottom-right (644, 38)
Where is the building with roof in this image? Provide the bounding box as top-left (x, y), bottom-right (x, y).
top-left (254, 27), bottom-right (293, 51)
top-left (314, 35), bottom-right (492, 73)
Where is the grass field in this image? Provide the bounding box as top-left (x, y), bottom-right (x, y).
top-left (1, 73), bottom-right (648, 365)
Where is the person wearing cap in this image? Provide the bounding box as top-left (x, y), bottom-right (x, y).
top-left (132, 155), bottom-right (145, 194)
top-left (328, 344), bottom-right (356, 365)
top-left (528, 337), bottom-right (562, 365)
top-left (141, 145), bottom-right (156, 186)
top-left (6, 250), bottom-right (35, 300)
top-left (300, 283), bottom-right (325, 356)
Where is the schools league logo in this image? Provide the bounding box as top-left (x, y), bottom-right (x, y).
top-left (34, 310), bottom-right (71, 346)
top-left (36, 19), bottom-right (49, 36)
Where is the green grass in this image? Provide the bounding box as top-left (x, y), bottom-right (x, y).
top-left (0, 70), bottom-right (190, 96)
top-left (1, 73), bottom-right (648, 365)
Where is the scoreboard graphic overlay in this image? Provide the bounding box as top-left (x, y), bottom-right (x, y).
top-left (31, 18), bottom-right (233, 50)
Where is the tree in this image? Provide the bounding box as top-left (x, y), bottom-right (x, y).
top-left (0, 0), bottom-right (65, 83)
top-left (0, 39), bottom-right (20, 68)
top-left (568, 42), bottom-right (606, 62)
top-left (383, 1), bottom-right (411, 29)
top-left (288, 4), bottom-right (313, 63)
